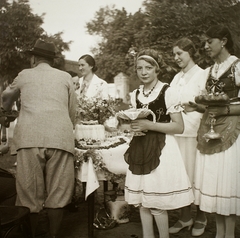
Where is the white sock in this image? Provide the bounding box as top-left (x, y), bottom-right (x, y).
top-left (140, 206), bottom-right (155, 238)
top-left (216, 214), bottom-right (225, 238)
top-left (151, 209), bottom-right (169, 238)
top-left (225, 215), bottom-right (236, 238)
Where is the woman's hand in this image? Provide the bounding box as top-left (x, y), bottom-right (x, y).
top-left (182, 101), bottom-right (206, 113)
top-left (182, 101), bottom-right (198, 112)
top-left (130, 119), bottom-right (151, 132)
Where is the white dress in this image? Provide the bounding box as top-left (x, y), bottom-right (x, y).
top-left (170, 64), bottom-right (206, 184)
top-left (194, 56), bottom-right (240, 215)
top-left (124, 82), bottom-right (194, 210)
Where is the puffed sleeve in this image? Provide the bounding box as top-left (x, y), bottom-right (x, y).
top-left (165, 86), bottom-right (183, 114)
top-left (130, 89), bottom-right (137, 108)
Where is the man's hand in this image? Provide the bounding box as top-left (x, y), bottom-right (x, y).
top-left (0, 108), bottom-right (19, 127)
top-left (0, 143), bottom-right (9, 155)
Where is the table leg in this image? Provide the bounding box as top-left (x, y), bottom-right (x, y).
top-left (86, 181), bottom-right (109, 238)
top-left (87, 191), bottom-right (95, 238)
top-left (103, 180), bottom-right (108, 192)
top-left (112, 182), bottom-right (118, 190)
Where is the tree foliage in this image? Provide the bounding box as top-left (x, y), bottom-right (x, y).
top-left (86, 0), bottom-right (240, 86)
top-left (86, 6), bottom-right (146, 85)
top-left (0, 0), bottom-right (71, 85)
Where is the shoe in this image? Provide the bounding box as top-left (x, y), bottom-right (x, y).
top-left (169, 219), bottom-right (193, 234)
top-left (192, 219), bottom-right (207, 236)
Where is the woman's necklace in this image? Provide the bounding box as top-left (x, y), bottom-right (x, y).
top-left (142, 80), bottom-right (158, 97)
top-left (214, 54), bottom-right (231, 76)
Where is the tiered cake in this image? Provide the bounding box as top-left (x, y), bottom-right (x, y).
top-left (75, 120), bottom-right (105, 142)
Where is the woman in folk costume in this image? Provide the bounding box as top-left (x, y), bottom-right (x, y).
top-left (193, 25), bottom-right (240, 238)
top-left (124, 49), bottom-right (194, 238)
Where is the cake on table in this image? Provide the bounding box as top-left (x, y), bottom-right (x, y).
top-left (75, 120), bottom-right (105, 143)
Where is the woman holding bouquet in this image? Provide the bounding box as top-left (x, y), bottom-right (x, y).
top-left (76, 54), bottom-right (116, 130)
top-left (124, 49), bottom-right (194, 238)
top-left (192, 25), bottom-right (240, 238)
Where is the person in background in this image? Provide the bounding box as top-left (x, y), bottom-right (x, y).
top-left (1, 39), bottom-right (76, 238)
top-left (169, 38), bottom-right (207, 236)
top-left (76, 54), bottom-right (118, 133)
top-left (76, 54), bottom-right (109, 100)
top-left (72, 75), bottom-right (80, 91)
top-left (124, 49), bottom-right (194, 238)
top-left (192, 25), bottom-right (240, 238)
top-left (67, 70), bottom-right (80, 91)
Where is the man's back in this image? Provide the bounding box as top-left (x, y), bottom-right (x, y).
top-left (2, 63), bottom-right (76, 154)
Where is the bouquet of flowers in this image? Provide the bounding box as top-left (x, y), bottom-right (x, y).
top-left (75, 97), bottom-right (116, 125)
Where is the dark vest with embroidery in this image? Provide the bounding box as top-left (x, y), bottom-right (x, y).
top-left (136, 83), bottom-right (170, 123)
top-left (124, 83), bottom-right (170, 175)
top-left (206, 60), bottom-right (240, 99)
top-left (197, 59), bottom-right (240, 154)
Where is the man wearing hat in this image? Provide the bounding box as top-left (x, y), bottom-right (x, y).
top-left (1, 39), bottom-right (77, 238)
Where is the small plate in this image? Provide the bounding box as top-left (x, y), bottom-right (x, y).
top-left (116, 108), bottom-right (156, 122)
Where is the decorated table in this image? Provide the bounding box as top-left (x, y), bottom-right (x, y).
top-left (73, 97), bottom-right (150, 237)
top-left (74, 135), bottom-right (130, 238)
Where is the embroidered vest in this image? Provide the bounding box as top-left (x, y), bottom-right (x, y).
top-left (136, 84), bottom-right (171, 123)
top-left (205, 59), bottom-right (240, 98)
top-left (197, 59), bottom-right (240, 154)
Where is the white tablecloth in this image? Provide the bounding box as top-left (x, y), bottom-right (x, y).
top-left (75, 142), bottom-right (129, 199)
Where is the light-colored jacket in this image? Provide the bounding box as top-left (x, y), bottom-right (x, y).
top-left (76, 74), bottom-right (109, 99)
top-left (2, 63), bottom-right (77, 154)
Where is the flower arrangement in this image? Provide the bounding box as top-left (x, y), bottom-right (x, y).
top-left (75, 97), bottom-right (116, 125)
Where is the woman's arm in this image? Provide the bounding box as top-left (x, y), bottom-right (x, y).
top-left (183, 101), bottom-right (206, 113)
top-left (130, 111), bottom-right (184, 135)
top-left (207, 104), bottom-right (240, 118)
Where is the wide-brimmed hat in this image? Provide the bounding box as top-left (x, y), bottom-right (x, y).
top-left (28, 39), bottom-right (56, 58)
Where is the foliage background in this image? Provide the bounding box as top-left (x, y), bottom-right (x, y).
top-left (1, 0), bottom-right (240, 92)
top-left (0, 0), bottom-right (71, 85)
top-left (86, 0), bottom-right (240, 88)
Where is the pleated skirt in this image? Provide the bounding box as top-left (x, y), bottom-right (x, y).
top-left (194, 136), bottom-right (240, 215)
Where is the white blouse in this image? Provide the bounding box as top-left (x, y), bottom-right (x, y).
top-left (170, 65), bottom-right (206, 137)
